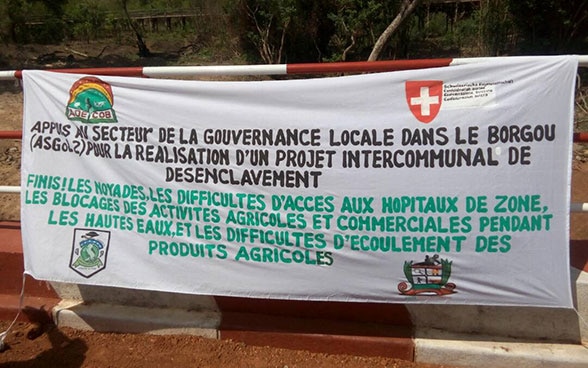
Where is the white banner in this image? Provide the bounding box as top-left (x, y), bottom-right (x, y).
top-left (21, 56), bottom-right (578, 307)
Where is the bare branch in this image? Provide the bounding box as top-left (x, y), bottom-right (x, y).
top-left (368, 0), bottom-right (421, 61)
top-left (342, 34), bottom-right (356, 62)
top-left (277, 18), bottom-right (290, 64)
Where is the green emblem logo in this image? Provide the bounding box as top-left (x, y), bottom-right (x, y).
top-left (70, 230), bottom-right (110, 278)
top-left (398, 254), bottom-right (456, 296)
top-left (65, 76), bottom-right (117, 124)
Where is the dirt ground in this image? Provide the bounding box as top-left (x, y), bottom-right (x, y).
top-left (0, 89), bottom-right (21, 221)
top-left (0, 321), bottom-right (456, 368)
top-left (1, 41), bottom-right (587, 368)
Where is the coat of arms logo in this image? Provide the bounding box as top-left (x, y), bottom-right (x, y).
top-left (398, 254), bottom-right (456, 296)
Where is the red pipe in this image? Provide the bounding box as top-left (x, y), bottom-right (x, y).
top-left (11, 60), bottom-right (455, 79)
top-left (287, 59), bottom-right (454, 74)
top-left (15, 66), bottom-right (144, 79)
top-left (11, 59), bottom-right (454, 79)
top-left (574, 132), bottom-right (588, 143)
top-left (0, 131), bottom-right (22, 139)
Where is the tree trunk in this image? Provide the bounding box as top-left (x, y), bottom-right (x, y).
top-left (121, 0), bottom-right (151, 57)
top-left (368, 0), bottom-right (421, 61)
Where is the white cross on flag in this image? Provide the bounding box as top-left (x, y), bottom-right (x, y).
top-left (405, 80), bottom-right (443, 123)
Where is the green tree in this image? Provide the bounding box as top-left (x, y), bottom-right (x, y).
top-left (230, 0), bottom-right (335, 63)
top-left (238, 0), bottom-right (296, 63)
top-left (2, 0), bottom-right (30, 43)
top-left (477, 0), bottom-right (514, 56)
top-left (508, 0), bottom-right (588, 53)
top-left (1, 0), bottom-right (67, 44)
top-left (327, 0), bottom-right (421, 62)
top-left (327, 0), bottom-right (384, 61)
top-left (33, 0), bottom-right (67, 43)
top-left (65, 1), bottom-right (109, 42)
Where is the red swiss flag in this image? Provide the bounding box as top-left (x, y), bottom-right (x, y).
top-left (405, 81), bottom-right (443, 123)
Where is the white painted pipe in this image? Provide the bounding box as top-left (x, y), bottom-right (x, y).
top-left (571, 202), bottom-right (588, 213)
top-left (1, 56), bottom-right (587, 81)
top-left (143, 64), bottom-right (287, 77)
top-left (0, 186), bottom-right (21, 193)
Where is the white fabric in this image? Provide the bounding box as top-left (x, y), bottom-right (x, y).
top-left (21, 56), bottom-right (578, 307)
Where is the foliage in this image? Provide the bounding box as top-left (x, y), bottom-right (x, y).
top-left (0, 0), bottom-right (585, 60)
top-left (246, 0), bottom-right (296, 63)
top-left (368, 0), bottom-right (421, 61)
top-left (0, 0), bottom-right (28, 43)
top-left (327, 0), bottom-right (429, 61)
top-left (231, 0), bottom-right (420, 63)
top-left (448, 11), bottom-right (479, 53)
top-left (228, 0), bottom-right (336, 63)
top-left (65, 1), bottom-right (109, 42)
top-left (478, 0), bottom-right (514, 56)
top-left (508, 0), bottom-right (588, 54)
top-left (284, 0), bottom-right (335, 62)
top-left (327, 0), bottom-right (387, 61)
top-left (1, 0), bottom-right (65, 44)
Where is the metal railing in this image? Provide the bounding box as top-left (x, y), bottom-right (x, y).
top-left (2, 57), bottom-right (588, 213)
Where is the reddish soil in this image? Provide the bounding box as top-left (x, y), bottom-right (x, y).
top-left (0, 321), bottom-right (453, 368)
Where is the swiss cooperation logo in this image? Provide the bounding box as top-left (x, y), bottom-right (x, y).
top-left (405, 80), bottom-right (443, 123)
